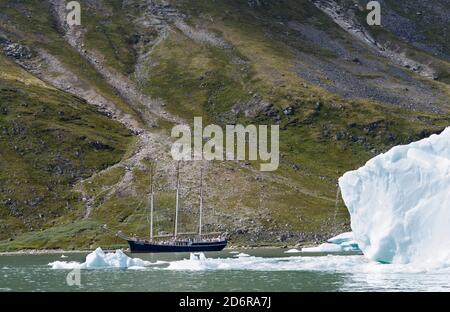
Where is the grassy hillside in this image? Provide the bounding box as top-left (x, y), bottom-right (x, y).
top-left (135, 0), bottom-right (449, 243)
top-left (0, 54), bottom-right (133, 246)
top-left (0, 0), bottom-right (448, 250)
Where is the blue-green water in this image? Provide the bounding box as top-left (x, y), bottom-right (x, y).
top-left (1, 249), bottom-right (450, 292)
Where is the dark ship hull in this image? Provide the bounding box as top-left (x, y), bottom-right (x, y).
top-left (126, 239), bottom-right (227, 253)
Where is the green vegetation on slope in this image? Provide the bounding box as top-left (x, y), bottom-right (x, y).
top-left (0, 55), bottom-right (133, 245)
top-left (140, 0), bottom-right (449, 233)
top-left (0, 0), bottom-right (449, 250)
top-left (0, 0), bottom-right (143, 122)
top-left (81, 0), bottom-right (139, 74)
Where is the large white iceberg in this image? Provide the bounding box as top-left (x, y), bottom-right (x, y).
top-left (339, 128), bottom-right (450, 264)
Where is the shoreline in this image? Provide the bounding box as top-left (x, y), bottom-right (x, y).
top-left (0, 245), bottom-right (305, 256)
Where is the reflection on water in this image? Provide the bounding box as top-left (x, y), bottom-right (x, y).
top-left (0, 249), bottom-right (449, 292)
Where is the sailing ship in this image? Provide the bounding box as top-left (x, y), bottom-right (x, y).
top-left (118, 162), bottom-right (227, 253)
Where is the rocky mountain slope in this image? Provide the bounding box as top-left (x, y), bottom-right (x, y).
top-left (0, 0), bottom-right (449, 250)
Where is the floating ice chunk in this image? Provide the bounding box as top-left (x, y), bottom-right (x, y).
top-left (285, 249), bottom-right (301, 254)
top-left (166, 254), bottom-right (377, 273)
top-left (128, 266), bottom-right (148, 270)
top-left (339, 128), bottom-right (450, 264)
top-left (300, 232), bottom-right (361, 253)
top-left (190, 253), bottom-right (206, 261)
top-left (49, 261), bottom-right (85, 270)
top-left (340, 240), bottom-right (361, 252)
top-left (234, 253), bottom-right (250, 258)
top-left (327, 232), bottom-right (354, 244)
top-left (49, 247), bottom-right (153, 269)
top-left (302, 243), bottom-right (343, 253)
top-left (60, 254), bottom-right (68, 258)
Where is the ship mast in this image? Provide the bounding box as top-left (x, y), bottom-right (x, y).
top-left (174, 161), bottom-right (180, 238)
top-left (149, 163), bottom-right (154, 241)
top-left (198, 164), bottom-right (204, 237)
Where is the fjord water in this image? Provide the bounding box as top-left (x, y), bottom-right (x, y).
top-left (1, 249), bottom-right (450, 292)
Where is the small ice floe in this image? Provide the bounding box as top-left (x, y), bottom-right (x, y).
top-left (165, 250), bottom-right (448, 274)
top-left (234, 253), bottom-right (250, 258)
top-left (156, 253), bottom-right (450, 274)
top-left (49, 261), bottom-right (83, 270)
top-left (302, 232), bottom-right (361, 253)
top-left (340, 240), bottom-right (361, 252)
top-left (327, 232), bottom-right (353, 244)
top-left (165, 252), bottom-right (367, 272)
top-left (60, 254), bottom-right (68, 258)
top-left (302, 243), bottom-right (343, 253)
top-left (284, 249), bottom-right (301, 254)
top-left (190, 253), bottom-right (207, 261)
top-left (49, 247), bottom-right (157, 269)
